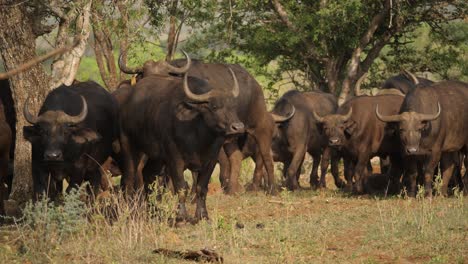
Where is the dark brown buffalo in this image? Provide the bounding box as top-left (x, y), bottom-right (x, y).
top-left (205, 110), bottom-right (295, 194)
top-left (23, 81), bottom-right (119, 200)
top-left (125, 57), bottom-right (279, 195)
top-left (182, 62), bottom-right (277, 195)
top-left (0, 80), bottom-right (15, 195)
top-left (268, 90), bottom-right (343, 190)
top-left (381, 71), bottom-right (433, 94)
top-left (0, 98), bottom-right (12, 215)
top-left (119, 59), bottom-right (244, 221)
top-left (376, 80), bottom-right (468, 197)
top-left (314, 94), bottom-right (405, 194)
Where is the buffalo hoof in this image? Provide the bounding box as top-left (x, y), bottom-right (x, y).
top-left (194, 210), bottom-right (209, 223)
top-left (352, 184), bottom-right (364, 195)
top-left (286, 180), bottom-right (299, 191)
top-left (226, 183), bottom-right (244, 195)
top-left (334, 180), bottom-right (346, 189)
top-left (246, 183), bottom-right (261, 192)
top-left (266, 186), bottom-right (279, 196)
top-left (343, 184), bottom-right (353, 193)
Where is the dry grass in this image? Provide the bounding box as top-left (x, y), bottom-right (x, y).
top-left (0, 163), bottom-right (466, 264)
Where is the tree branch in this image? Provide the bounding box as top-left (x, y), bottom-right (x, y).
top-left (0, 40), bottom-right (79, 80)
top-left (338, 0), bottom-right (392, 105)
top-left (270, 0), bottom-right (325, 62)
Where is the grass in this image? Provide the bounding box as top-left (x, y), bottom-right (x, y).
top-left (0, 166), bottom-right (466, 263)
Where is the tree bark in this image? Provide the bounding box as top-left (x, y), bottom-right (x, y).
top-left (0, 2), bottom-right (50, 205)
top-left (338, 0), bottom-right (391, 105)
top-left (166, 0), bottom-right (179, 61)
top-left (50, 0), bottom-right (92, 88)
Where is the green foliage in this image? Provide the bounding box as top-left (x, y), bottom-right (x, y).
top-left (378, 22), bottom-right (468, 82)
top-left (183, 0), bottom-right (466, 96)
top-left (16, 188), bottom-right (87, 257)
top-left (145, 0), bottom-right (217, 31)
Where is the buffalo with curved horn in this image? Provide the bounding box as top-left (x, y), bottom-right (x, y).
top-left (375, 80), bottom-right (468, 197)
top-left (119, 61), bottom-right (246, 222)
top-left (23, 82), bottom-right (119, 201)
top-left (118, 48), bottom-right (191, 76)
top-left (314, 92), bottom-right (406, 194)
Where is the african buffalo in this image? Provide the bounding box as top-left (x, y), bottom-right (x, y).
top-left (209, 109), bottom-right (295, 193)
top-left (0, 79), bottom-right (15, 196)
top-left (23, 81), bottom-right (119, 200)
top-left (376, 80), bottom-right (468, 197)
top-left (180, 62), bottom-right (278, 195)
top-left (0, 98), bottom-right (11, 215)
top-left (381, 71), bottom-right (433, 94)
top-left (268, 90), bottom-right (343, 190)
top-left (121, 54), bottom-right (279, 195)
top-left (314, 93), bottom-right (406, 194)
top-left (119, 56), bottom-right (244, 220)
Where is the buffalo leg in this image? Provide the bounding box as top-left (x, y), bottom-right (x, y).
top-left (310, 153), bottom-right (321, 189)
top-left (167, 158), bottom-right (189, 221)
top-left (318, 149), bottom-right (329, 188)
top-left (217, 147), bottom-right (230, 191)
top-left (120, 132), bottom-right (139, 196)
top-left (0, 154), bottom-right (7, 215)
top-left (194, 161), bottom-right (217, 221)
top-left (423, 151), bottom-right (442, 198)
top-left (246, 151), bottom-right (264, 192)
top-left (329, 149), bottom-right (344, 188)
top-left (380, 156), bottom-right (391, 174)
top-left (440, 152), bottom-right (455, 197)
top-left (284, 147), bottom-right (306, 191)
top-left (402, 157), bottom-right (418, 197)
top-left (343, 156), bottom-right (354, 192)
top-left (253, 128), bottom-right (276, 194)
top-left (385, 154), bottom-right (404, 194)
top-left (353, 152), bottom-right (371, 194)
top-left (463, 153), bottom-right (468, 195)
top-left (226, 147), bottom-right (244, 194)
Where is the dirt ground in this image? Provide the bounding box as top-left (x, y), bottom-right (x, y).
top-left (0, 163), bottom-right (466, 264)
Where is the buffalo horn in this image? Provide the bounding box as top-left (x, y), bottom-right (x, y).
top-left (402, 69), bottom-right (419, 85)
top-left (271, 105), bottom-right (296, 123)
top-left (163, 50), bottom-right (191, 74)
top-left (341, 107), bottom-right (353, 121)
top-left (228, 67), bottom-right (239, 98)
top-left (183, 72), bottom-right (213, 102)
top-left (355, 72), bottom-right (368, 96)
top-left (23, 96), bottom-right (38, 124)
top-left (416, 102), bottom-right (441, 121)
top-left (312, 110), bottom-right (325, 123)
top-left (375, 105), bottom-right (402, 122)
top-left (118, 49), bottom-right (144, 74)
top-left (61, 96), bottom-right (88, 124)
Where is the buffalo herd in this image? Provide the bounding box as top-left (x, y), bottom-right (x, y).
top-left (0, 53), bottom-right (466, 221)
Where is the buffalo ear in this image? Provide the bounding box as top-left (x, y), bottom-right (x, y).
top-left (316, 123), bottom-right (324, 134)
top-left (175, 102), bottom-right (203, 121)
top-left (23, 126), bottom-right (38, 142)
top-left (384, 122), bottom-right (399, 136)
top-left (344, 120), bottom-right (357, 136)
top-left (421, 120), bottom-right (431, 131)
top-left (72, 128), bottom-right (101, 144)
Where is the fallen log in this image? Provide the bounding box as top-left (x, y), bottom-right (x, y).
top-left (153, 248), bottom-right (223, 263)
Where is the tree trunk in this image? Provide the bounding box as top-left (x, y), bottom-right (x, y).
top-left (50, 0), bottom-right (92, 88)
top-left (165, 0), bottom-right (179, 61)
top-left (92, 24), bottom-right (119, 90)
top-left (324, 59), bottom-right (339, 95)
top-left (0, 3), bottom-right (50, 206)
